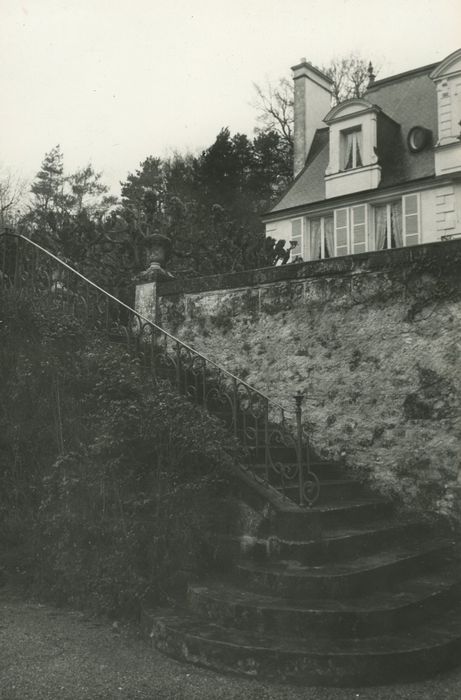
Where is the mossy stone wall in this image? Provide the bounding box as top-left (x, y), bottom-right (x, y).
top-left (157, 241), bottom-right (461, 519)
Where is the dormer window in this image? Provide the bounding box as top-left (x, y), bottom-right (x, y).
top-left (342, 128), bottom-right (363, 170)
top-left (324, 98), bottom-right (383, 198)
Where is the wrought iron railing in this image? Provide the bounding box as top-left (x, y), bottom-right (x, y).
top-left (0, 231), bottom-right (319, 506)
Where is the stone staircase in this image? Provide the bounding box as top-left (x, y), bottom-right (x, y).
top-left (2, 232), bottom-right (460, 687)
top-left (143, 379), bottom-right (461, 686)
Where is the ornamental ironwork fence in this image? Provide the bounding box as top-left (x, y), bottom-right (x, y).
top-left (0, 231), bottom-right (319, 507)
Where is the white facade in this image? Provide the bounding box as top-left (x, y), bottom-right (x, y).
top-left (267, 181), bottom-right (461, 260)
top-left (265, 49), bottom-right (461, 261)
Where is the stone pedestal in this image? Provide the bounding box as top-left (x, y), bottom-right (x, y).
top-left (135, 280), bottom-right (157, 325)
top-left (134, 235), bottom-right (173, 325)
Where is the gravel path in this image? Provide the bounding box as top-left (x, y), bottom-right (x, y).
top-left (1, 586), bottom-right (461, 700)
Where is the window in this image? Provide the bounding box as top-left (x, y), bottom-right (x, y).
top-left (342, 127), bottom-right (363, 170)
top-left (374, 196), bottom-right (420, 249)
top-left (374, 202), bottom-right (403, 249)
top-left (334, 206), bottom-right (369, 256)
top-left (307, 216), bottom-right (334, 260)
top-left (302, 193), bottom-right (420, 260)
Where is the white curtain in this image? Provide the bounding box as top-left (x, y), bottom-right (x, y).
top-left (344, 130), bottom-right (362, 169)
top-left (391, 202), bottom-right (403, 247)
top-left (324, 217), bottom-right (335, 257)
top-left (355, 130), bottom-right (363, 167)
top-left (344, 135), bottom-right (354, 169)
top-left (309, 220), bottom-right (321, 260)
top-left (375, 206), bottom-right (387, 250)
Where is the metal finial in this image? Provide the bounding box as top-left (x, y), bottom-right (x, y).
top-left (294, 390), bottom-right (304, 411)
top-left (367, 61), bottom-right (375, 86)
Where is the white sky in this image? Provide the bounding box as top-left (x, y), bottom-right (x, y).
top-left (1, 0), bottom-right (460, 196)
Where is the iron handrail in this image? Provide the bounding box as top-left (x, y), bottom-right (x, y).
top-left (1, 229), bottom-right (320, 507)
top-left (0, 231), bottom-right (290, 416)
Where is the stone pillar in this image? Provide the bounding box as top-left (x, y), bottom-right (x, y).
top-left (134, 233), bottom-right (173, 325)
top-left (135, 280), bottom-right (158, 324)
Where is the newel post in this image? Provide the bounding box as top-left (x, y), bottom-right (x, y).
top-left (134, 233), bottom-right (173, 325)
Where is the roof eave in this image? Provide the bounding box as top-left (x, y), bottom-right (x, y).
top-left (262, 173), bottom-right (460, 223)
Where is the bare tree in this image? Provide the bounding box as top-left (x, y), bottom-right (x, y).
top-left (323, 53), bottom-right (375, 104)
top-left (252, 77), bottom-right (294, 149)
top-left (253, 55), bottom-right (378, 148)
top-left (0, 167), bottom-right (27, 229)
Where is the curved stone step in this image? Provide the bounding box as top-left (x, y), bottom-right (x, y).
top-left (188, 565), bottom-right (461, 639)
top-left (146, 603), bottom-right (461, 686)
top-left (251, 517), bottom-right (437, 564)
top-left (235, 538), bottom-right (456, 598)
top-left (273, 498), bottom-right (393, 537)
top-left (211, 517), bottom-right (437, 568)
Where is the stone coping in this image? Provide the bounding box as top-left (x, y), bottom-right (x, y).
top-left (157, 239), bottom-right (461, 297)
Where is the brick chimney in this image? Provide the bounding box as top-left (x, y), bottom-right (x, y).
top-left (292, 59), bottom-right (333, 176)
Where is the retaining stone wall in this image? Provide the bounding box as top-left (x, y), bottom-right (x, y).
top-left (157, 241), bottom-right (461, 520)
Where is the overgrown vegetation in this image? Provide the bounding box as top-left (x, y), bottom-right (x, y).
top-left (0, 292), bottom-right (238, 616)
top-left (13, 132), bottom-right (288, 288)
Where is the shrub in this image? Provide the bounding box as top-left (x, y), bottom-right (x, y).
top-left (0, 292), bottom-right (239, 616)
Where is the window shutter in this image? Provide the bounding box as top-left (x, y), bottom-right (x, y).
top-left (351, 205), bottom-right (367, 254)
top-left (403, 194), bottom-right (420, 246)
top-left (334, 208), bottom-right (349, 256)
top-left (291, 218), bottom-right (303, 259)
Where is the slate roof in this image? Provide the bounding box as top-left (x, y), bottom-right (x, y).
top-left (269, 63), bottom-right (439, 216)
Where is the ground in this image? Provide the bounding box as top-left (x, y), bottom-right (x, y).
top-left (1, 587), bottom-right (461, 700)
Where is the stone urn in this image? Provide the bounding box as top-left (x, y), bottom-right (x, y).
top-left (138, 233), bottom-right (173, 281)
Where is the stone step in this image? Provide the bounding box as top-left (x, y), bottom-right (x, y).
top-left (213, 517), bottom-right (440, 566)
top-left (235, 538), bottom-right (456, 598)
top-left (276, 478), bottom-right (368, 504)
top-left (237, 474), bottom-right (365, 508)
top-left (273, 498), bottom-right (393, 537)
top-left (145, 603), bottom-right (461, 686)
top-left (251, 517), bottom-right (439, 564)
top-left (188, 565), bottom-right (461, 639)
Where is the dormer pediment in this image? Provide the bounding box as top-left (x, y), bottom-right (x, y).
top-left (324, 98), bottom-right (380, 124)
top-left (430, 48), bottom-right (461, 81)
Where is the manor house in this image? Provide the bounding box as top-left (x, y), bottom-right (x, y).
top-left (263, 49), bottom-right (461, 260)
